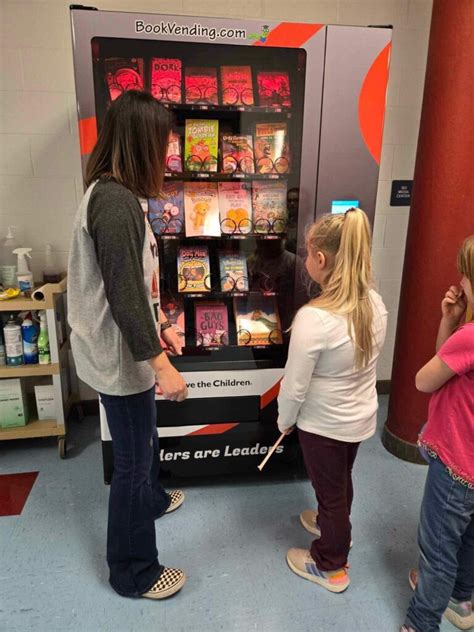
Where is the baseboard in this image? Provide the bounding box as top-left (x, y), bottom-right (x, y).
top-left (382, 423), bottom-right (426, 465)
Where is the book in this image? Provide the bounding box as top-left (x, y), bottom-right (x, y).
top-left (252, 181), bottom-right (288, 234)
top-left (221, 134), bottom-right (255, 174)
top-left (219, 251), bottom-right (249, 292)
top-left (257, 71), bottom-right (292, 107)
top-left (194, 302), bottom-right (229, 347)
top-left (184, 182), bottom-right (220, 237)
top-left (254, 122), bottom-right (290, 174)
top-left (150, 57), bottom-right (182, 104)
top-left (220, 66), bottom-right (254, 106)
top-left (185, 67), bottom-right (218, 105)
top-left (148, 181), bottom-right (184, 235)
top-left (177, 245), bottom-right (211, 293)
top-left (185, 119), bottom-right (219, 172)
top-left (160, 292), bottom-right (186, 348)
top-left (166, 132), bottom-right (182, 173)
top-left (104, 57), bottom-right (144, 102)
top-left (234, 295), bottom-right (282, 346)
top-left (218, 182), bottom-right (252, 235)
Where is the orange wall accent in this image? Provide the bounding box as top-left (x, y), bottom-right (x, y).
top-left (358, 43), bottom-right (391, 165)
top-left (79, 116), bottom-right (98, 156)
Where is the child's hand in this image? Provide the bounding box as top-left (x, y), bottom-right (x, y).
top-left (441, 286), bottom-right (467, 325)
top-left (278, 424), bottom-right (295, 435)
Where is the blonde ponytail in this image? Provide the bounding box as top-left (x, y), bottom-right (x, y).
top-left (308, 209), bottom-right (375, 368)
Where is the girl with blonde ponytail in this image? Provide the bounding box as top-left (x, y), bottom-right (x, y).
top-left (278, 208), bottom-right (387, 594)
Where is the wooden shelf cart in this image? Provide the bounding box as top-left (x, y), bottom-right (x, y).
top-left (0, 278), bottom-right (73, 458)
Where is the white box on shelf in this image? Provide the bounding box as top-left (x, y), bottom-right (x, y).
top-left (0, 379), bottom-right (28, 428)
top-left (34, 385), bottom-right (56, 420)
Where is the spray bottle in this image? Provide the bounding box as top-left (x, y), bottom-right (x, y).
top-left (0, 227), bottom-right (19, 288)
top-left (13, 248), bottom-right (34, 296)
top-left (43, 243), bottom-right (61, 284)
top-left (21, 312), bottom-right (39, 365)
top-left (38, 311), bottom-right (50, 365)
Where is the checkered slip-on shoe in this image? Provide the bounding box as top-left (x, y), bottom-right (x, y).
top-left (409, 569), bottom-right (474, 630)
top-left (142, 567), bottom-right (186, 600)
top-left (165, 490), bottom-right (185, 514)
top-left (300, 509), bottom-right (353, 548)
top-left (286, 548), bottom-right (350, 593)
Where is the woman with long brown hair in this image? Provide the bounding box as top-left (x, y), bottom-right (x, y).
top-left (68, 91), bottom-right (187, 600)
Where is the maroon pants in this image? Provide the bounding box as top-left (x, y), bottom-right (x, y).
top-left (298, 428), bottom-right (360, 571)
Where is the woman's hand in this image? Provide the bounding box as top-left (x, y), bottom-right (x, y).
top-left (441, 286), bottom-right (467, 325)
top-left (149, 353), bottom-right (188, 402)
top-left (162, 327), bottom-right (184, 356)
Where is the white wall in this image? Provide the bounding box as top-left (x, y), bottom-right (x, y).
top-left (0, 0), bottom-right (432, 395)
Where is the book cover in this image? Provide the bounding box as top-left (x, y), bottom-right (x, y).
top-left (257, 71), bottom-right (292, 107)
top-left (166, 132), bottom-right (182, 173)
top-left (194, 302), bottom-right (229, 347)
top-left (234, 295), bottom-right (282, 346)
top-left (184, 182), bottom-right (220, 237)
top-left (221, 134), bottom-right (255, 174)
top-left (220, 66), bottom-right (254, 106)
top-left (160, 292), bottom-right (186, 348)
top-left (177, 245), bottom-right (211, 293)
top-left (218, 182), bottom-right (252, 235)
top-left (252, 181), bottom-right (288, 234)
top-left (219, 251), bottom-right (249, 292)
top-left (185, 67), bottom-right (218, 105)
top-left (185, 119), bottom-right (219, 172)
top-left (105, 57), bottom-right (144, 102)
top-left (148, 181), bottom-right (184, 235)
top-left (150, 57), bottom-right (182, 103)
top-left (254, 122), bottom-right (290, 174)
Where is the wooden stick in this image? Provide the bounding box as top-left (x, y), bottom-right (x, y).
top-left (258, 431), bottom-right (288, 471)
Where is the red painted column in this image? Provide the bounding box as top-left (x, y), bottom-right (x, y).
top-left (382, 0), bottom-right (474, 462)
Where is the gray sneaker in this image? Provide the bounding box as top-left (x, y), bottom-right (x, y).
top-left (444, 599), bottom-right (474, 631)
top-left (409, 569), bottom-right (474, 630)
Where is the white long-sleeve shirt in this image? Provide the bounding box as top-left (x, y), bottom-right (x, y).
top-left (277, 289), bottom-right (387, 442)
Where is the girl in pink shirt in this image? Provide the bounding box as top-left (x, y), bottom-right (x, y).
top-left (402, 236), bottom-right (474, 632)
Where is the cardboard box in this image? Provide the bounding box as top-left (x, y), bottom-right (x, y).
top-left (34, 385), bottom-right (55, 420)
top-left (0, 379), bottom-right (28, 428)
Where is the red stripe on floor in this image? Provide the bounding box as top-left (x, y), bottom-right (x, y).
top-left (0, 472), bottom-right (38, 517)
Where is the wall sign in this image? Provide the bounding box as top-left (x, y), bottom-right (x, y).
top-left (391, 180), bottom-right (413, 206)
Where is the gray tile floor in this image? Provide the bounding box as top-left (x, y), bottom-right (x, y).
top-left (0, 397), bottom-right (454, 631)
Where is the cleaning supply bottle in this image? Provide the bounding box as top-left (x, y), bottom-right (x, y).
top-left (43, 243), bottom-right (61, 284)
top-left (0, 328), bottom-right (6, 366)
top-left (21, 313), bottom-right (39, 365)
top-left (0, 226), bottom-right (19, 288)
top-left (38, 311), bottom-right (50, 365)
top-left (13, 248), bottom-right (34, 296)
top-left (4, 315), bottom-right (24, 366)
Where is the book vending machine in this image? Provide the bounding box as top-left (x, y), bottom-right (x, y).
top-left (70, 7), bottom-right (391, 481)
